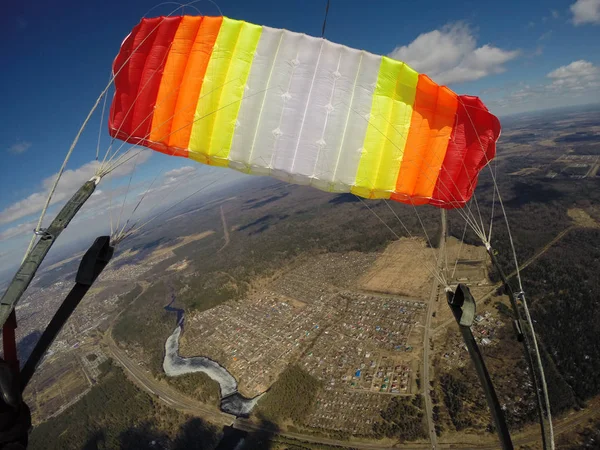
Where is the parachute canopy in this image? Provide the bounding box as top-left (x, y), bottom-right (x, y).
top-left (109, 16), bottom-right (501, 208)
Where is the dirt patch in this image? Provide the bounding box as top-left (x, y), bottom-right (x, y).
top-left (568, 208), bottom-right (599, 228)
top-left (444, 236), bottom-right (489, 286)
top-left (358, 238), bottom-right (434, 300)
top-left (508, 167), bottom-right (541, 176)
top-left (149, 230), bottom-right (215, 260)
top-left (167, 259), bottom-right (190, 271)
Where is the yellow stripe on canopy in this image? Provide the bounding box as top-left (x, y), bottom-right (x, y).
top-left (351, 57), bottom-right (418, 199)
top-left (188, 18), bottom-right (262, 166)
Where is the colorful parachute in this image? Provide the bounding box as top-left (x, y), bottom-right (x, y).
top-left (109, 16), bottom-right (501, 208)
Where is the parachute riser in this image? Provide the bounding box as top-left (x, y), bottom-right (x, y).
top-left (19, 236), bottom-right (114, 391)
top-left (486, 247), bottom-right (549, 450)
top-left (486, 247), bottom-right (525, 340)
top-left (447, 284), bottom-right (514, 450)
top-left (0, 180), bottom-right (97, 329)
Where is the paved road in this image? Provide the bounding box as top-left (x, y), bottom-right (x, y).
top-left (104, 314), bottom-right (234, 427)
top-left (105, 332), bottom-right (234, 426)
top-left (422, 209), bottom-right (447, 448)
top-left (234, 418), bottom-right (432, 450)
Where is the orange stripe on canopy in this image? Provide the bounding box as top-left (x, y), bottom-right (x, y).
top-left (149, 16), bottom-right (203, 157)
top-left (167, 16), bottom-right (223, 150)
top-left (392, 75), bottom-right (457, 205)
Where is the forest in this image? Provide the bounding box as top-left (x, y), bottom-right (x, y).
top-left (28, 362), bottom-right (221, 450)
top-left (112, 281), bottom-right (178, 374)
top-left (256, 365), bottom-right (322, 424)
top-left (521, 229), bottom-right (600, 404)
top-left (112, 281), bottom-right (221, 404)
top-left (371, 396), bottom-right (427, 441)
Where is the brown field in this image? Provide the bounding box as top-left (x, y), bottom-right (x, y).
top-left (149, 230), bottom-right (215, 260)
top-left (26, 356), bottom-right (89, 424)
top-left (568, 208), bottom-right (600, 228)
top-left (358, 237), bottom-right (434, 300)
top-left (167, 259), bottom-right (190, 271)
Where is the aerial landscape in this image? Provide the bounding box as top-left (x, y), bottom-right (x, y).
top-left (2, 103), bottom-right (597, 449)
top-left (1, 1), bottom-right (600, 449)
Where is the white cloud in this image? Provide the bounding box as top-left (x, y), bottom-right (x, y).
top-left (547, 59), bottom-right (599, 79)
top-left (0, 149), bottom-right (152, 226)
top-left (547, 60), bottom-right (600, 91)
top-left (552, 9), bottom-right (560, 18)
top-left (0, 221), bottom-right (36, 241)
top-left (164, 166), bottom-right (196, 179)
top-left (486, 60), bottom-right (600, 114)
top-left (571, 0), bottom-right (600, 25)
top-left (7, 141), bottom-right (31, 154)
top-left (389, 22), bottom-right (520, 85)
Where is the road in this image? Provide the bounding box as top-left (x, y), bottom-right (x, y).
top-left (103, 284), bottom-right (233, 426)
top-left (422, 209), bottom-right (447, 448)
top-left (104, 331), bottom-right (235, 427)
top-left (218, 205), bottom-right (230, 252)
top-left (234, 419), bottom-right (432, 450)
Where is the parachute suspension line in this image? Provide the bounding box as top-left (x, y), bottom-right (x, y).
top-left (114, 151), bottom-right (143, 239)
top-left (488, 158), bottom-right (498, 244)
top-left (98, 3), bottom-right (210, 170)
top-left (489, 247), bottom-right (550, 450)
top-left (365, 105), bottom-right (485, 237)
top-left (470, 188), bottom-right (487, 246)
top-left (384, 200), bottom-right (448, 287)
top-left (141, 1), bottom-right (208, 19)
top-left (409, 199), bottom-right (442, 271)
top-left (357, 197), bottom-right (446, 288)
top-left (98, 149), bottom-right (146, 178)
top-left (102, 83), bottom-right (276, 233)
top-left (346, 101), bottom-right (487, 241)
top-left (105, 81), bottom-right (277, 242)
top-left (108, 79), bottom-right (268, 239)
top-left (119, 171), bottom-right (205, 241)
top-left (115, 168), bottom-right (202, 242)
top-left (451, 136), bottom-right (489, 245)
top-left (458, 99), bottom-right (521, 286)
top-left (98, 28), bottom-right (176, 171)
top-left (95, 73), bottom-right (112, 161)
top-left (459, 98), bottom-right (554, 450)
top-left (100, 76), bottom-right (245, 173)
top-left (115, 174), bottom-right (169, 241)
top-left (321, 0), bottom-right (330, 37)
top-left (18, 7), bottom-right (184, 259)
top-left (451, 219), bottom-right (469, 281)
top-left (108, 172), bottom-right (115, 238)
top-left (115, 177), bottom-right (220, 244)
top-left (521, 292), bottom-right (555, 449)
top-left (22, 82), bottom-right (113, 263)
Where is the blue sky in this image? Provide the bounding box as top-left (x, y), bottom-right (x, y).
top-left (1, 0), bottom-right (599, 275)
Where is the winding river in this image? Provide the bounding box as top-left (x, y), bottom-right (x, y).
top-left (162, 290), bottom-right (263, 417)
